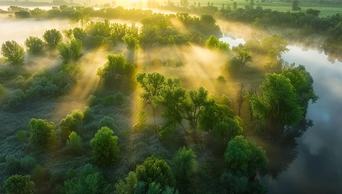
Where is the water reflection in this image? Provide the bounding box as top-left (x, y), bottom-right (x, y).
top-left (220, 36), bottom-right (342, 193)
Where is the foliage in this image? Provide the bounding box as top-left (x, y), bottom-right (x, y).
top-left (29, 118), bottom-right (57, 150)
top-left (103, 92), bottom-right (126, 106)
top-left (4, 175), bottom-right (35, 194)
top-left (64, 164), bottom-right (110, 194)
top-left (136, 155), bottom-right (175, 191)
top-left (115, 171), bottom-right (137, 194)
top-left (216, 75), bottom-right (226, 83)
top-left (236, 49), bottom-right (253, 68)
top-left (1, 40), bottom-right (25, 65)
top-left (25, 36), bottom-right (44, 55)
top-left (205, 35), bottom-right (229, 51)
top-left (90, 126), bottom-right (119, 167)
top-left (20, 156), bottom-right (37, 174)
top-left (213, 116), bottom-right (243, 140)
top-left (224, 136), bottom-right (268, 178)
top-left (97, 54), bottom-right (136, 87)
top-left (25, 66), bottom-right (79, 99)
top-left (172, 147), bottom-right (196, 179)
top-left (16, 129), bottom-right (29, 143)
top-left (43, 29), bottom-right (62, 48)
top-left (248, 73), bottom-right (302, 130)
top-left (183, 86), bottom-right (209, 130)
top-left (60, 109), bottom-right (84, 142)
top-left (97, 116), bottom-right (115, 130)
top-left (155, 77), bottom-right (186, 133)
top-left (66, 131), bottom-right (83, 155)
top-left (122, 34), bottom-right (140, 50)
top-left (281, 65), bottom-right (318, 117)
top-left (58, 39), bottom-right (83, 64)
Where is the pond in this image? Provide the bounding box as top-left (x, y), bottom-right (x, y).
top-left (220, 36), bottom-right (342, 194)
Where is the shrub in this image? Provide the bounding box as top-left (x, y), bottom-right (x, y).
top-left (66, 131), bottom-right (82, 155)
top-left (60, 110), bottom-right (84, 142)
top-left (216, 75), bottom-right (227, 83)
top-left (4, 175), bottom-right (35, 194)
top-left (16, 129), bottom-right (29, 142)
top-left (29, 118), bottom-right (58, 150)
top-left (82, 106), bottom-right (94, 123)
top-left (136, 155), bottom-right (174, 191)
top-left (58, 39), bottom-right (83, 64)
top-left (20, 156), bottom-right (37, 173)
top-left (90, 127), bottom-right (119, 167)
top-left (97, 116), bottom-right (115, 130)
top-left (5, 155), bottom-right (20, 174)
top-left (173, 147), bottom-right (196, 179)
top-left (31, 165), bottom-right (49, 184)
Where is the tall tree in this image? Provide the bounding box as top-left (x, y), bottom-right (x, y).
top-left (248, 73), bottom-right (302, 133)
top-left (1, 40), bottom-right (25, 65)
top-left (4, 175), bottom-right (35, 194)
top-left (90, 126), bottom-right (119, 167)
top-left (43, 29), bottom-right (62, 48)
top-left (136, 72), bottom-right (166, 126)
top-left (136, 155), bottom-right (175, 191)
top-left (25, 36), bottom-right (45, 55)
top-left (183, 86), bottom-right (208, 130)
top-left (58, 39), bottom-right (83, 64)
top-left (29, 118), bottom-right (58, 150)
top-left (224, 135), bottom-right (268, 178)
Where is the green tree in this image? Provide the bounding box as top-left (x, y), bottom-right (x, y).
top-left (262, 35), bottom-right (288, 60)
top-left (58, 39), bottom-right (83, 64)
top-left (122, 34), bottom-right (140, 50)
top-left (66, 131), bottom-right (82, 155)
top-left (97, 54), bottom-right (136, 86)
top-left (183, 87), bottom-right (208, 130)
top-left (59, 109), bottom-right (84, 142)
top-left (115, 171), bottom-right (137, 194)
top-left (136, 72), bottom-right (166, 126)
top-left (236, 49), bottom-right (252, 68)
top-left (281, 65), bottom-right (318, 117)
top-left (1, 40), bottom-right (25, 65)
top-left (224, 136), bottom-right (268, 177)
top-left (43, 29), bottom-right (62, 48)
top-left (4, 175), bottom-right (35, 194)
top-left (205, 35), bottom-right (229, 51)
top-left (25, 36), bottom-right (44, 55)
top-left (90, 127), bottom-right (119, 167)
top-left (173, 147), bottom-right (196, 179)
top-left (155, 78), bottom-right (186, 134)
top-left (248, 73), bottom-right (302, 132)
top-left (136, 155), bottom-right (175, 191)
top-left (213, 116), bottom-right (243, 140)
top-left (29, 118), bottom-right (57, 150)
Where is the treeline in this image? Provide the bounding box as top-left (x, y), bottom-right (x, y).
top-left (219, 6), bottom-right (342, 41)
top-left (0, 12), bottom-right (221, 108)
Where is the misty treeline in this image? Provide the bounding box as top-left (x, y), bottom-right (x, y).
top-left (0, 11), bottom-right (221, 109)
top-left (0, 8), bottom-right (318, 194)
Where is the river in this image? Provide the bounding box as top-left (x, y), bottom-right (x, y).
top-left (220, 35), bottom-right (342, 194)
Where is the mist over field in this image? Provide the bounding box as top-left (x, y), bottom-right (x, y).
top-left (0, 2), bottom-right (342, 194)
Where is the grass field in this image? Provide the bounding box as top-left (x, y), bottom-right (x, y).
top-left (187, 0), bottom-right (342, 17)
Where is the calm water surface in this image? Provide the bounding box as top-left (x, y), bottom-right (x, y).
top-left (221, 36), bottom-right (342, 194)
